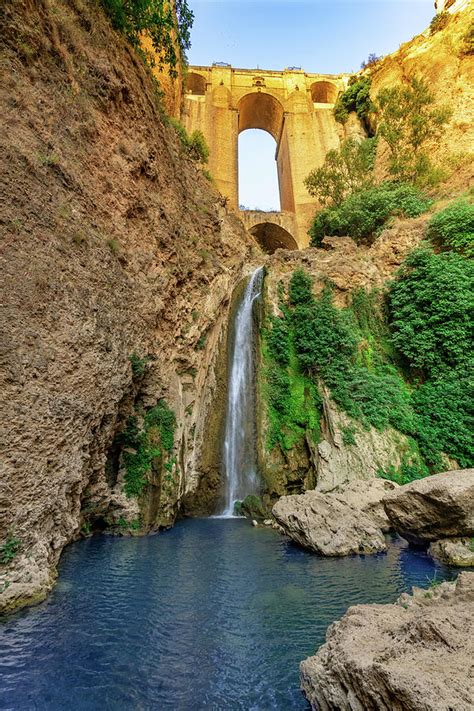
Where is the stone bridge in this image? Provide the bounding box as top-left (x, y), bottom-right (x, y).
top-left (182, 64), bottom-right (350, 250)
top-left (239, 210), bottom-right (298, 252)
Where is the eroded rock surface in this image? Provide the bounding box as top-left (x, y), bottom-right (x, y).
top-left (300, 572), bottom-right (474, 711)
top-left (383, 469), bottom-right (474, 545)
top-left (429, 537), bottom-right (474, 567)
top-left (0, 0), bottom-right (257, 613)
top-left (272, 481), bottom-right (392, 556)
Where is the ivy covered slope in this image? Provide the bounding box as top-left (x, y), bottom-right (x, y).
top-left (260, 201), bottom-right (473, 495)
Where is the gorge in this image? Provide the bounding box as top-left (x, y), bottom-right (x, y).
top-left (0, 0), bottom-right (473, 709)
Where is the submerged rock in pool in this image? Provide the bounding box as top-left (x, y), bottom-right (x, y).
top-left (300, 571), bottom-right (474, 711)
top-left (272, 481), bottom-right (391, 556)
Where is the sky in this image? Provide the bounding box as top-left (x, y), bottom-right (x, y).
top-left (186, 1), bottom-right (435, 210)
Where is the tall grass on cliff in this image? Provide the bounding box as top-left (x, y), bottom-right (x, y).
top-left (102, 0), bottom-right (193, 75)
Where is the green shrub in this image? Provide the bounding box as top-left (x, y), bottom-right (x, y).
top-left (334, 76), bottom-right (374, 126)
top-left (388, 248), bottom-right (474, 376)
top-left (122, 400), bottom-right (176, 498)
top-left (169, 118), bottom-right (209, 162)
top-left (388, 247), bottom-right (474, 468)
top-left (101, 0), bottom-right (193, 74)
top-left (429, 11), bottom-right (449, 35)
top-left (376, 77), bottom-right (451, 184)
top-left (411, 373), bottom-right (474, 468)
top-left (262, 292), bottom-right (322, 453)
top-left (341, 426), bottom-right (356, 446)
top-left (304, 137), bottom-right (377, 207)
top-left (378, 459), bottom-right (430, 485)
top-left (0, 533), bottom-right (21, 565)
top-left (309, 181), bottom-right (431, 247)
top-left (129, 353), bottom-right (149, 377)
top-left (426, 199), bottom-right (474, 257)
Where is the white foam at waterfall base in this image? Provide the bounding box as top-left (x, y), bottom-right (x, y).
top-left (219, 267), bottom-right (264, 517)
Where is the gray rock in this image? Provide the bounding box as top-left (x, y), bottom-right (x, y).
top-left (272, 487), bottom-right (387, 556)
top-left (429, 537), bottom-right (474, 567)
top-left (300, 571), bottom-right (474, 711)
top-left (383, 469), bottom-right (474, 545)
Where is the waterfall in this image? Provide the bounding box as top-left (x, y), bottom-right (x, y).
top-left (220, 267), bottom-right (264, 517)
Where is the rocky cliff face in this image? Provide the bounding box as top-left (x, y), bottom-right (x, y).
top-left (0, 0), bottom-right (258, 612)
top-left (370, 6), bottom-right (473, 187)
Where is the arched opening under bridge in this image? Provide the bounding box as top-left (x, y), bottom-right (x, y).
top-left (310, 81), bottom-right (338, 104)
top-left (249, 223), bottom-right (298, 254)
top-left (186, 72), bottom-right (206, 95)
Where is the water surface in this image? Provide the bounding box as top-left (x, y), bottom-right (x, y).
top-left (0, 519), bottom-right (453, 710)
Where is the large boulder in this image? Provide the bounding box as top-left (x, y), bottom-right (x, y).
top-left (332, 478), bottom-right (399, 532)
top-left (300, 572), bottom-right (474, 711)
top-left (272, 482), bottom-right (390, 556)
top-left (383, 469), bottom-right (474, 545)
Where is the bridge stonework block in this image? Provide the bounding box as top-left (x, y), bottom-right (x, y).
top-left (182, 66), bottom-right (350, 250)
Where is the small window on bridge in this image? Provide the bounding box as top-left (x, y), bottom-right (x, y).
top-left (186, 73), bottom-right (206, 95)
top-left (310, 81), bottom-right (338, 104)
top-left (238, 129), bottom-right (281, 212)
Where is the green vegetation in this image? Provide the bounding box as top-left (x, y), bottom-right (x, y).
top-left (262, 283), bottom-right (322, 453)
top-left (333, 76), bottom-right (374, 126)
top-left (101, 0), bottom-right (193, 75)
top-left (388, 247), bottom-right (474, 468)
top-left (107, 238), bottom-right (119, 254)
top-left (169, 118), bottom-right (209, 162)
top-left (426, 199), bottom-right (474, 257)
top-left (429, 11), bottom-right (449, 35)
top-left (234, 494), bottom-right (267, 519)
top-left (341, 425), bottom-right (356, 446)
top-left (376, 77), bottom-right (451, 185)
top-left (304, 137), bottom-right (377, 207)
top-left (307, 76), bottom-right (451, 248)
top-left (265, 261), bottom-right (473, 481)
top-left (195, 334), bottom-right (207, 350)
top-left (378, 460), bottom-right (430, 486)
top-left (129, 353), bottom-right (150, 377)
top-left (122, 400), bottom-right (176, 498)
top-left (1, 533), bottom-right (21, 565)
top-left (309, 181), bottom-right (431, 247)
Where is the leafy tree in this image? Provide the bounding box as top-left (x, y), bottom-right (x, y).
top-left (102, 0), bottom-right (194, 75)
top-left (426, 199), bottom-right (474, 257)
top-left (429, 11), bottom-right (450, 35)
top-left (169, 118), bottom-right (209, 162)
top-left (361, 53), bottom-right (381, 69)
top-left (309, 181), bottom-right (431, 247)
top-left (376, 76), bottom-right (451, 184)
top-left (334, 76), bottom-right (374, 127)
top-left (304, 137), bottom-right (377, 207)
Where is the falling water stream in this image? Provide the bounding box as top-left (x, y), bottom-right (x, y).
top-left (220, 267), bottom-right (264, 516)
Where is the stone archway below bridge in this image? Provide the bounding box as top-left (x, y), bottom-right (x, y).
top-left (249, 222), bottom-right (298, 254)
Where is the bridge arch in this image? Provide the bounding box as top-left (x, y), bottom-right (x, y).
top-left (310, 81), bottom-right (338, 104)
top-left (186, 72), bottom-right (206, 95)
top-left (237, 92), bottom-right (284, 141)
top-left (249, 222), bottom-right (298, 254)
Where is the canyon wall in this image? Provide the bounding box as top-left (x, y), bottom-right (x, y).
top-left (0, 0), bottom-right (258, 612)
